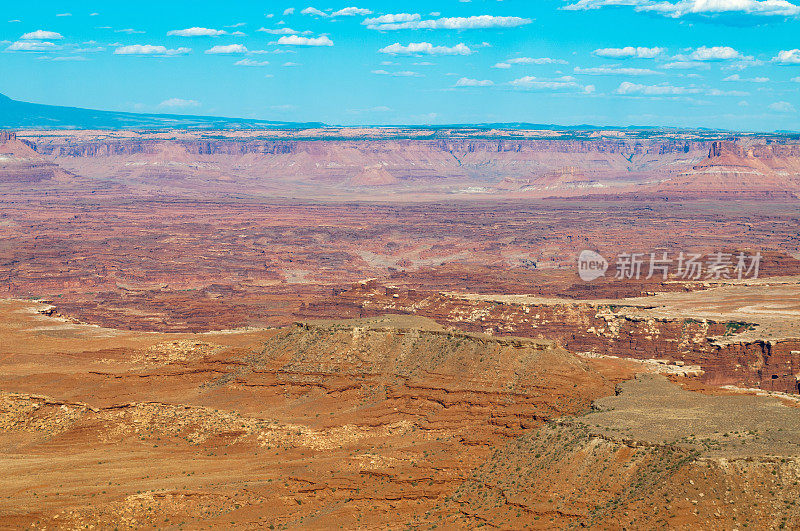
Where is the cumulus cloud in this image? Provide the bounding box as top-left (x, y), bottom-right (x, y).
top-left (792, 76), bottom-right (800, 82)
top-left (235, 58), bottom-right (270, 66)
top-left (258, 27), bottom-right (299, 34)
top-left (20, 30), bottom-right (63, 40)
top-left (6, 40), bottom-right (58, 51)
top-left (277, 35), bottom-right (333, 46)
top-left (331, 7), bottom-right (373, 16)
top-left (688, 46), bottom-right (742, 60)
top-left (205, 44), bottom-right (248, 54)
top-left (493, 56), bottom-right (568, 68)
top-left (379, 42), bottom-right (472, 55)
top-left (722, 73), bottom-right (769, 82)
top-left (563, 0), bottom-right (800, 18)
top-left (296, 6), bottom-right (374, 19)
top-left (363, 13), bottom-right (421, 25)
top-left (769, 101), bottom-right (796, 112)
top-left (167, 27), bottom-right (227, 37)
top-left (509, 76), bottom-right (582, 90)
top-left (114, 44), bottom-right (191, 55)
top-left (593, 46), bottom-right (665, 58)
top-left (364, 14), bottom-right (532, 30)
top-left (615, 81), bottom-right (698, 95)
top-left (774, 49), bottom-right (800, 64)
top-left (455, 77), bottom-right (494, 86)
top-left (300, 7), bottom-right (329, 16)
top-left (661, 60), bottom-right (711, 69)
top-left (642, 0), bottom-right (800, 17)
top-left (159, 98), bottom-right (200, 108)
top-left (283, 8), bottom-right (295, 15)
top-left (614, 81), bottom-right (749, 96)
top-left (371, 69), bottom-right (422, 76)
top-left (574, 66), bottom-right (663, 75)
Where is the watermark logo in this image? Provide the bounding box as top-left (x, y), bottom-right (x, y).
top-left (577, 250), bottom-right (761, 282)
top-left (578, 250), bottom-right (609, 282)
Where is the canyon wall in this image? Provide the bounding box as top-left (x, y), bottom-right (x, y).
top-left (298, 282), bottom-right (800, 394)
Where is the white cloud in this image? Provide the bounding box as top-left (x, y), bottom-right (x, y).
top-left (114, 44), bottom-right (191, 55)
top-left (277, 35), bottom-right (333, 46)
top-left (6, 40), bottom-right (58, 51)
top-left (769, 101), bottom-right (796, 112)
top-left (283, 8), bottom-right (295, 15)
top-left (365, 14), bottom-right (532, 30)
top-left (56, 13), bottom-right (71, 17)
top-left (706, 88), bottom-right (749, 96)
top-left (614, 81), bottom-right (748, 96)
top-left (593, 46), bottom-right (665, 58)
top-left (300, 7), bottom-right (329, 16)
top-left (20, 30), bottom-right (63, 40)
top-left (774, 49), bottom-right (800, 64)
top-left (722, 73), bottom-right (769, 82)
top-left (661, 60), bottom-right (711, 69)
top-left (50, 56), bottom-right (88, 61)
top-left (115, 28), bottom-right (145, 34)
top-left (363, 13), bottom-right (422, 25)
top-left (379, 42), bottom-right (472, 55)
top-left (563, 0), bottom-right (800, 18)
top-left (159, 98), bottom-right (200, 108)
top-left (493, 56), bottom-right (567, 68)
top-left (331, 7), bottom-right (373, 16)
top-left (235, 58), bottom-right (270, 66)
top-left (574, 66), bottom-right (663, 75)
top-left (792, 76), bottom-right (800, 82)
top-left (167, 27), bottom-right (227, 37)
top-left (615, 81), bottom-right (698, 95)
top-left (113, 45), bottom-right (190, 56)
top-left (688, 46), bottom-right (741, 61)
top-left (205, 44), bottom-right (248, 54)
top-left (455, 77), bottom-right (494, 86)
top-left (282, 61), bottom-right (301, 66)
top-left (371, 69), bottom-right (422, 76)
top-left (642, 0), bottom-right (800, 17)
top-left (509, 76), bottom-right (581, 90)
top-left (258, 27), bottom-right (299, 34)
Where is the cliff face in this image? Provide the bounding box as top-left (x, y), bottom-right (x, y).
top-left (297, 282), bottom-right (800, 394)
top-left (12, 131), bottom-right (800, 199)
top-left (26, 137), bottom-right (709, 194)
top-left (649, 140), bottom-right (800, 198)
top-left (0, 130), bottom-right (72, 184)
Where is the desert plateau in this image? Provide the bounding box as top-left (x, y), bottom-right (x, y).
top-left (3, 119), bottom-right (800, 529)
top-left (3, 1), bottom-right (800, 529)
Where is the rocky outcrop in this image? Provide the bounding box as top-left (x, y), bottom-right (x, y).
top-left (298, 283), bottom-right (800, 394)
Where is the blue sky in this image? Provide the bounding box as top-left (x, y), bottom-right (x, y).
top-left (2, 0), bottom-right (799, 130)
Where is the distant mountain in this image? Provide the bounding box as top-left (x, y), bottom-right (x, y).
top-left (0, 93), bottom-right (325, 130)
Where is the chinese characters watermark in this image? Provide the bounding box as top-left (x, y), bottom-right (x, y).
top-left (578, 250), bottom-right (761, 282)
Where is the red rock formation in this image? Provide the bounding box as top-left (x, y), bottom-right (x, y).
top-left (298, 283), bottom-right (800, 394)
